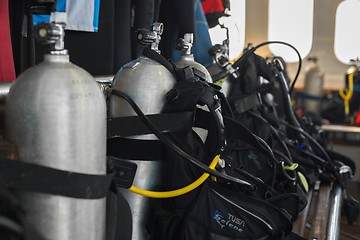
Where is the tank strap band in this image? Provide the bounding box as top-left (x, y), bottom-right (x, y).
top-left (107, 138), bottom-right (163, 161)
top-left (107, 111), bottom-right (194, 138)
top-left (0, 158), bottom-right (114, 199)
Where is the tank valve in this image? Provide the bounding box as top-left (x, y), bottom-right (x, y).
top-left (175, 33), bottom-right (193, 55)
top-left (34, 12), bottom-right (67, 54)
top-left (136, 22), bottom-right (164, 53)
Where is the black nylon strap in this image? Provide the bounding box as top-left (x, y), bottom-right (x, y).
top-left (108, 138), bottom-right (163, 161)
top-left (107, 112), bottom-right (194, 138)
top-left (0, 159), bottom-right (114, 199)
top-left (142, 47), bottom-right (177, 77)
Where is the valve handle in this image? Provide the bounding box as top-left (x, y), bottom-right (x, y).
top-left (34, 22), bottom-right (62, 45)
top-left (175, 38), bottom-right (187, 51)
top-left (34, 12), bottom-right (67, 53)
top-left (136, 22), bottom-right (164, 52)
top-left (136, 29), bottom-right (157, 45)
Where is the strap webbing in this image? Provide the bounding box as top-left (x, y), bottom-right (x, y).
top-left (108, 138), bottom-right (163, 161)
top-left (0, 159), bottom-right (113, 199)
top-left (107, 112), bottom-right (194, 138)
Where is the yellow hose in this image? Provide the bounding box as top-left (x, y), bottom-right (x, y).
top-left (128, 155), bottom-right (220, 198)
top-left (339, 68), bottom-right (356, 116)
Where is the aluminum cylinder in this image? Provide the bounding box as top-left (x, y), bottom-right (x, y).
top-left (109, 55), bottom-right (176, 240)
top-left (176, 54), bottom-right (213, 83)
top-left (110, 56), bottom-right (176, 117)
top-left (302, 58), bottom-right (324, 112)
top-left (5, 54), bottom-right (107, 240)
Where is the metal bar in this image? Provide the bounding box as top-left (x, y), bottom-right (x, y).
top-left (0, 82), bottom-right (13, 103)
top-left (0, 77), bottom-right (113, 104)
top-left (309, 183), bottom-right (332, 240)
top-left (327, 185), bottom-right (343, 240)
top-left (322, 124), bottom-right (360, 134)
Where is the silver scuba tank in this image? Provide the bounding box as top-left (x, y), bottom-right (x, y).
top-left (302, 56), bottom-right (324, 113)
top-left (109, 23), bottom-right (176, 117)
top-left (175, 33), bottom-right (213, 142)
top-left (175, 33), bottom-right (213, 83)
top-left (109, 22), bottom-right (176, 240)
top-left (5, 13), bottom-right (107, 240)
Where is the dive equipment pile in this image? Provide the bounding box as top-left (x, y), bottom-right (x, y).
top-left (0, 13), bottom-right (358, 240)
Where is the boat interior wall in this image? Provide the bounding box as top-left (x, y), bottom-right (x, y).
top-left (244, 0), bottom-right (347, 90)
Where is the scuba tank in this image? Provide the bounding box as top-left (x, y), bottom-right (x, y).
top-left (175, 33), bottom-right (213, 141)
top-left (302, 56), bottom-right (324, 113)
top-left (5, 13), bottom-right (107, 240)
top-left (175, 33), bottom-right (213, 82)
top-left (108, 22), bottom-right (176, 240)
top-left (109, 22), bottom-right (176, 117)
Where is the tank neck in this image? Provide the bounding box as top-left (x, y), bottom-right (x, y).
top-left (180, 54), bottom-right (195, 61)
top-left (44, 54), bottom-right (70, 63)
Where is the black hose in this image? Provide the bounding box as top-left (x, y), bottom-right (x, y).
top-left (275, 64), bottom-right (307, 143)
top-left (110, 89), bottom-right (256, 191)
top-left (235, 41), bottom-right (302, 95)
top-left (273, 149), bottom-right (292, 167)
top-left (0, 216), bottom-right (23, 236)
top-left (247, 110), bottom-right (293, 163)
top-left (278, 120), bottom-right (333, 166)
top-left (286, 143), bottom-right (326, 165)
top-left (279, 120), bottom-right (343, 188)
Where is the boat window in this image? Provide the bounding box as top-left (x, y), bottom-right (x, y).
top-left (268, 0), bottom-right (314, 62)
top-left (334, 0), bottom-right (360, 64)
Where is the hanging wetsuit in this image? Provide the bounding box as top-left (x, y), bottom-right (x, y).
top-left (158, 0), bottom-right (195, 60)
top-left (158, 0), bottom-right (213, 67)
top-left (131, 0), bottom-right (156, 58)
top-left (63, 0), bottom-right (120, 75)
top-left (9, 0), bottom-right (35, 76)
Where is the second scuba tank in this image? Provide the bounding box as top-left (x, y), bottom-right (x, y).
top-left (109, 23), bottom-right (176, 117)
top-left (5, 13), bottom-right (107, 240)
top-left (108, 22), bottom-right (176, 240)
top-left (175, 33), bottom-right (213, 82)
top-left (302, 56), bottom-right (324, 113)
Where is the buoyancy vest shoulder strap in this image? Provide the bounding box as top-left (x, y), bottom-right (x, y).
top-left (143, 48), bottom-right (227, 154)
top-left (163, 78), bottom-right (226, 155)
